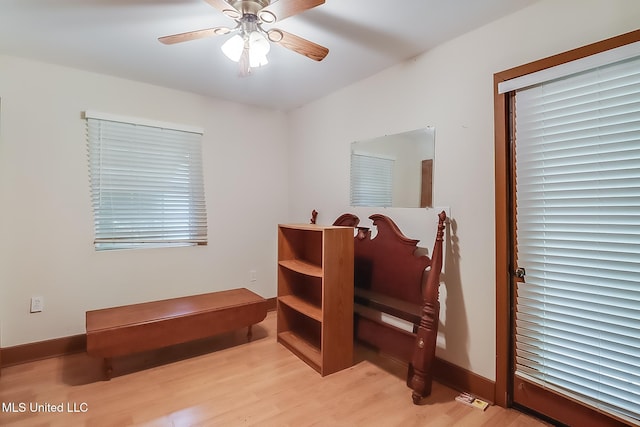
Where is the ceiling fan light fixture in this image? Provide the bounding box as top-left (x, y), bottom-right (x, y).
top-left (248, 31), bottom-right (270, 67)
top-left (249, 52), bottom-right (269, 68)
top-left (222, 30), bottom-right (270, 68)
top-left (221, 34), bottom-right (244, 62)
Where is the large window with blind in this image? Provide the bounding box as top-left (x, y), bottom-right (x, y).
top-left (86, 111), bottom-right (208, 251)
top-left (496, 36), bottom-right (640, 426)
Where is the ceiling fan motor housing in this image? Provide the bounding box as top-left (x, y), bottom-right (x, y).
top-left (229, 0), bottom-right (271, 16)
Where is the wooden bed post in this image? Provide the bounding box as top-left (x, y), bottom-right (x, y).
top-left (410, 211), bottom-right (447, 404)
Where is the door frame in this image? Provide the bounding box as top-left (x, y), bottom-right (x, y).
top-left (493, 29), bottom-right (640, 410)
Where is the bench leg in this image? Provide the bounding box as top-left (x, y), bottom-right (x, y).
top-left (247, 325), bottom-right (253, 342)
top-left (103, 358), bottom-right (113, 381)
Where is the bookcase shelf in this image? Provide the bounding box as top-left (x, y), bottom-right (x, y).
top-left (277, 330), bottom-right (322, 371)
top-left (278, 295), bottom-right (322, 322)
top-left (278, 259), bottom-right (323, 278)
top-left (277, 224), bottom-right (354, 376)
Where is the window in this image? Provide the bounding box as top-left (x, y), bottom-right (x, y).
top-left (350, 152), bottom-right (394, 207)
top-left (86, 111), bottom-right (207, 251)
top-left (508, 49), bottom-right (640, 423)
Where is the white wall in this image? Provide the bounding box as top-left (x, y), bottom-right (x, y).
top-left (287, 0), bottom-right (640, 380)
top-left (0, 56), bottom-right (289, 347)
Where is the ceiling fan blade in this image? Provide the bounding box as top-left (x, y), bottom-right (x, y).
top-left (268, 29), bottom-right (328, 61)
top-left (158, 27), bottom-right (232, 45)
top-left (261, 0), bottom-right (325, 23)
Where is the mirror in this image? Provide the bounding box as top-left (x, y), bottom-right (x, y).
top-left (350, 127), bottom-right (435, 208)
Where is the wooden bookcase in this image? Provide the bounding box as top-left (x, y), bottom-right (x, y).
top-left (277, 224), bottom-right (354, 376)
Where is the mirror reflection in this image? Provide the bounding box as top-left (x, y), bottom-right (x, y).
top-left (350, 127), bottom-right (435, 208)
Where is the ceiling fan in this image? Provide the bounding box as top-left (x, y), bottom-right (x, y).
top-left (159, 0), bottom-right (329, 74)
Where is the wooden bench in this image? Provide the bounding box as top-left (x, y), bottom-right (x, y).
top-left (86, 288), bottom-right (268, 380)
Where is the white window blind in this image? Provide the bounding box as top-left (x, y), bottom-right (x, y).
top-left (514, 55), bottom-right (640, 424)
top-left (350, 153), bottom-right (394, 207)
top-left (86, 112), bottom-right (207, 251)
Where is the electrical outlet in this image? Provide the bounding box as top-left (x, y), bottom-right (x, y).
top-left (30, 296), bottom-right (44, 313)
top-left (249, 270), bottom-right (257, 282)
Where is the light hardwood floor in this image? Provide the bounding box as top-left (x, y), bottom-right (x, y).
top-left (0, 312), bottom-right (550, 427)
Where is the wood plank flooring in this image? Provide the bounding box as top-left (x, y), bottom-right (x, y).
top-left (0, 312), bottom-right (550, 427)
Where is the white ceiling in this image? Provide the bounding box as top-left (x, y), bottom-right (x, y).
top-left (0, 0), bottom-right (538, 110)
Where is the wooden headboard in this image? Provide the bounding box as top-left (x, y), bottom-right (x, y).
top-left (334, 211), bottom-right (447, 404)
